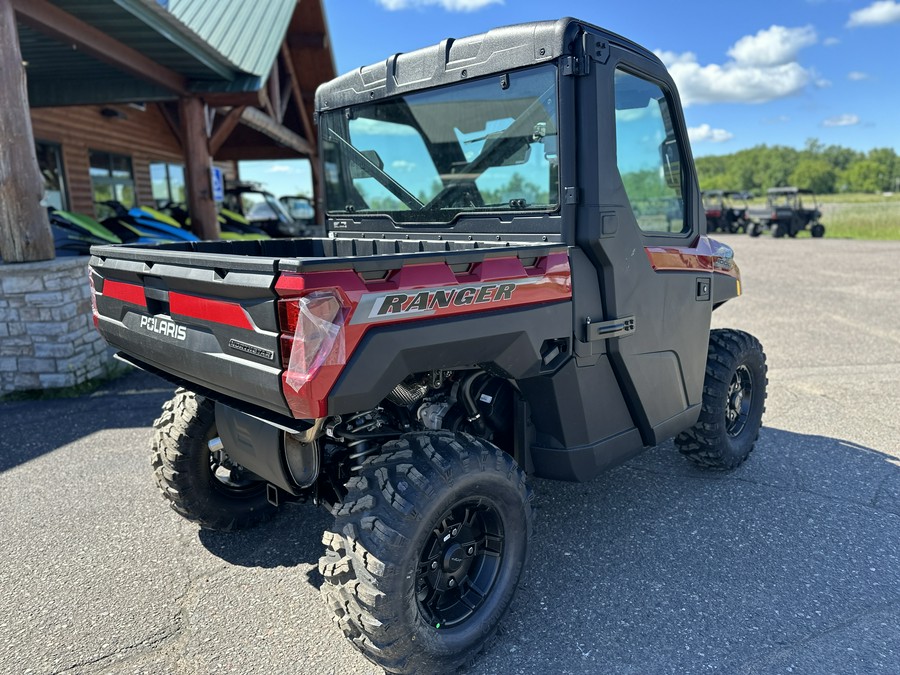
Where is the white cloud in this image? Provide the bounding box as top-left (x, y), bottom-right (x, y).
top-left (688, 124), bottom-right (734, 143)
top-left (391, 159), bottom-right (417, 171)
top-left (848, 1), bottom-right (900, 27)
top-left (823, 37), bottom-right (841, 46)
top-left (727, 25), bottom-right (817, 67)
top-left (655, 25), bottom-right (818, 106)
top-left (822, 114), bottom-right (860, 127)
top-left (267, 165), bottom-right (294, 173)
top-left (848, 71), bottom-right (870, 81)
top-left (377, 0), bottom-right (502, 11)
top-left (657, 52), bottom-right (813, 106)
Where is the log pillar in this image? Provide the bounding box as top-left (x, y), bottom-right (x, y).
top-left (0, 0), bottom-right (54, 262)
top-left (179, 96), bottom-right (220, 240)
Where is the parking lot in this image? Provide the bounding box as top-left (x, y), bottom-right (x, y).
top-left (1, 237), bottom-right (899, 675)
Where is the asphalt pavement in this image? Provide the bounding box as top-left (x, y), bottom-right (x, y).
top-left (1, 236), bottom-right (899, 675)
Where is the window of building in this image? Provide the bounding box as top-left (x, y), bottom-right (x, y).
top-left (150, 162), bottom-right (186, 206)
top-left (90, 151), bottom-right (135, 219)
top-left (35, 141), bottom-right (68, 210)
top-left (613, 69), bottom-right (687, 235)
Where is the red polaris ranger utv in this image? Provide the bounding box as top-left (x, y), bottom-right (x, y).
top-left (89, 18), bottom-right (767, 674)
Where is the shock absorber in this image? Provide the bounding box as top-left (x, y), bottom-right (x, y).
top-left (329, 410), bottom-right (390, 471)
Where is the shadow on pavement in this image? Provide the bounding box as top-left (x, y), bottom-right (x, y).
top-left (471, 426), bottom-right (900, 673)
top-left (197, 502), bottom-right (331, 573)
top-left (0, 369), bottom-right (173, 473)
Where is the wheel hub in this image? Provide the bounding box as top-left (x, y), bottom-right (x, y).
top-left (415, 500), bottom-right (504, 629)
top-left (442, 543), bottom-right (467, 573)
top-left (725, 365), bottom-right (753, 437)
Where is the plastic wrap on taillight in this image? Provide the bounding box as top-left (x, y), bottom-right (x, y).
top-left (88, 271), bottom-right (100, 329)
top-left (278, 290), bottom-right (347, 393)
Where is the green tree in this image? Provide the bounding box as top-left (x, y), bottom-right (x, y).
top-left (841, 160), bottom-right (884, 193)
top-left (867, 148), bottom-right (897, 191)
top-left (790, 158), bottom-right (836, 194)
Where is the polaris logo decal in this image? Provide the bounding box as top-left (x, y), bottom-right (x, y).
top-left (228, 339), bottom-right (275, 361)
top-left (139, 315), bottom-right (187, 341)
top-left (351, 278), bottom-right (541, 324)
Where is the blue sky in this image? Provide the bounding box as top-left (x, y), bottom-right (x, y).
top-left (243, 0), bottom-right (900, 196)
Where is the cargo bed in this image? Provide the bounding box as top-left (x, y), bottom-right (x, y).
top-left (89, 236), bottom-right (565, 420)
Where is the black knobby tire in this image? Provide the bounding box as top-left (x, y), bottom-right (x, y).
top-left (772, 223), bottom-right (785, 238)
top-left (748, 222), bottom-right (763, 238)
top-left (151, 389), bottom-right (278, 530)
top-left (319, 431), bottom-right (532, 674)
top-left (811, 223), bottom-right (825, 238)
top-left (675, 329), bottom-right (767, 469)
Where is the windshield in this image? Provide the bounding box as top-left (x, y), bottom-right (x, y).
top-left (321, 65), bottom-right (559, 224)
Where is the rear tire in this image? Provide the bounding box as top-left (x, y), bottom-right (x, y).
top-left (151, 389), bottom-right (278, 530)
top-left (772, 223), bottom-right (785, 238)
top-left (319, 431), bottom-right (532, 674)
top-left (748, 222), bottom-right (763, 238)
top-left (811, 223), bottom-right (825, 238)
top-left (676, 329), bottom-right (767, 469)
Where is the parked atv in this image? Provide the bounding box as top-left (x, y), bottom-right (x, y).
top-left (223, 183), bottom-right (308, 238)
top-left (702, 190), bottom-right (750, 234)
top-left (748, 187), bottom-right (825, 238)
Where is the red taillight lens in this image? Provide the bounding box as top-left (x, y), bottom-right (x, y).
top-left (278, 290), bottom-right (347, 392)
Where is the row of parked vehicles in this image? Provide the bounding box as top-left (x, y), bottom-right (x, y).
top-left (50, 183), bottom-right (320, 256)
top-left (702, 187), bottom-right (825, 238)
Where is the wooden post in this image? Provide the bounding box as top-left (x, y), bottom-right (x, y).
top-left (0, 0), bottom-right (54, 262)
top-left (179, 96), bottom-right (220, 240)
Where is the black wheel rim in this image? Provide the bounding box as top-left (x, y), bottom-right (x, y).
top-left (415, 499), bottom-right (504, 629)
top-left (206, 430), bottom-right (266, 498)
top-left (726, 365), bottom-right (753, 437)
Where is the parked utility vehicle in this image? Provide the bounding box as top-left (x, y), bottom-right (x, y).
top-left (702, 189), bottom-right (750, 233)
top-left (89, 18), bottom-right (767, 674)
top-left (748, 187), bottom-right (824, 238)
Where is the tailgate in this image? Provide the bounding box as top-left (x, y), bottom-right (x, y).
top-left (89, 252), bottom-right (290, 416)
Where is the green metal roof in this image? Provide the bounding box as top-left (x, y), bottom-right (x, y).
top-left (166, 0), bottom-right (296, 77)
top-left (19, 0), bottom-right (299, 106)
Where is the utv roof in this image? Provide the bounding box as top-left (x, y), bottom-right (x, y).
top-left (702, 190), bottom-right (748, 198)
top-left (315, 17), bottom-right (663, 111)
top-left (767, 187), bottom-right (814, 195)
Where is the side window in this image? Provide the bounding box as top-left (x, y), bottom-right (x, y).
top-left (613, 69), bottom-right (686, 234)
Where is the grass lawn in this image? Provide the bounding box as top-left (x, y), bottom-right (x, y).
top-left (743, 193), bottom-right (900, 240)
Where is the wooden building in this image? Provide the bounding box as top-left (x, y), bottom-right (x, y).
top-left (1, 0), bottom-right (336, 261)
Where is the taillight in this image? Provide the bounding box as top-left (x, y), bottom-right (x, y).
top-left (278, 289), bottom-right (347, 392)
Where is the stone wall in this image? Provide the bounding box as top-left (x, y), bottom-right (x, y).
top-left (0, 256), bottom-right (125, 395)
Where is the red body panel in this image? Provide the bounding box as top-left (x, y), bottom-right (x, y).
top-left (644, 236), bottom-right (740, 280)
top-left (275, 253), bottom-right (572, 419)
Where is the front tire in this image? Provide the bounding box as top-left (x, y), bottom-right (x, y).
top-left (811, 223), bottom-right (825, 238)
top-left (676, 329), bottom-right (767, 469)
top-left (151, 389), bottom-right (278, 530)
top-left (319, 431), bottom-right (532, 674)
top-left (748, 222), bottom-right (763, 237)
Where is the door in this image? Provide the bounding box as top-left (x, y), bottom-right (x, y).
top-left (582, 61), bottom-right (713, 445)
